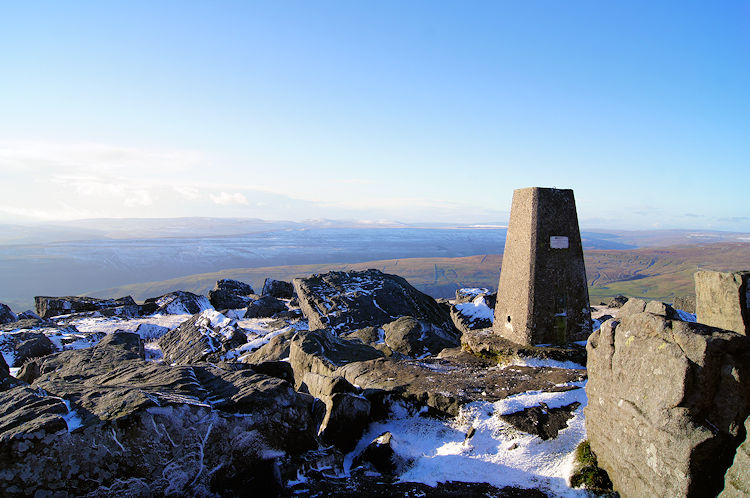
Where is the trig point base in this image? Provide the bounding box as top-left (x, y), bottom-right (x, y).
top-left (493, 187), bottom-right (592, 345)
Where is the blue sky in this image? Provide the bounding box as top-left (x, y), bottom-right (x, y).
top-left (1, 1), bottom-right (749, 230)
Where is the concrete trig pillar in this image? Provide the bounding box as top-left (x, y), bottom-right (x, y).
top-left (493, 187), bottom-right (592, 345)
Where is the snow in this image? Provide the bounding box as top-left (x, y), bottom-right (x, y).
top-left (505, 357), bottom-right (586, 370)
top-left (347, 393), bottom-right (589, 497)
top-left (60, 398), bottom-right (84, 432)
top-left (455, 296), bottom-right (494, 323)
top-left (458, 288), bottom-right (490, 298)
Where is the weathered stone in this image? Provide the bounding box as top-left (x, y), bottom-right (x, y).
top-left (134, 322), bottom-right (170, 341)
top-left (720, 416), bottom-right (750, 497)
top-left (607, 295), bottom-right (629, 308)
top-left (0, 302), bottom-right (17, 324)
top-left (644, 300), bottom-right (678, 319)
top-left (141, 291), bottom-right (213, 315)
top-left (695, 270), bottom-right (750, 335)
top-left (673, 295), bottom-right (696, 314)
top-left (262, 278), bottom-right (295, 299)
top-left (293, 269), bottom-right (457, 335)
top-left (0, 331), bottom-right (56, 367)
top-left (0, 353), bottom-right (23, 391)
top-left (244, 295), bottom-right (288, 318)
top-left (352, 432), bottom-right (409, 476)
top-left (301, 372), bottom-right (357, 399)
top-left (158, 310), bottom-right (247, 365)
top-left (0, 318), bottom-right (53, 332)
top-left (207, 279), bottom-right (255, 310)
top-left (16, 310), bottom-right (42, 320)
top-left (34, 295), bottom-right (137, 319)
top-left (318, 392), bottom-right (371, 452)
top-left (343, 326), bottom-right (384, 345)
top-left (382, 316), bottom-right (459, 357)
top-left (462, 327), bottom-right (587, 366)
top-left (493, 187), bottom-right (592, 345)
top-left (455, 288), bottom-right (490, 304)
top-left (289, 329), bottom-right (384, 388)
top-left (616, 297), bottom-right (646, 317)
top-left (498, 401), bottom-right (580, 440)
top-left (238, 329), bottom-right (297, 364)
top-left (450, 296), bottom-right (494, 334)
top-left (585, 312), bottom-right (750, 497)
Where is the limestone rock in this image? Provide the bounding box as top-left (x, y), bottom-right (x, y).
top-left (288, 329), bottom-right (384, 388)
top-left (141, 291), bottom-right (213, 315)
top-left (244, 295), bottom-right (288, 319)
top-left (720, 416), bottom-right (750, 497)
top-left (207, 279), bottom-right (255, 310)
top-left (34, 295), bottom-right (137, 319)
top-left (262, 278), bottom-right (295, 299)
top-left (585, 312), bottom-right (750, 497)
top-left (695, 270), bottom-right (750, 335)
top-left (292, 269), bottom-right (457, 335)
top-left (382, 316), bottom-right (459, 357)
top-left (158, 310), bottom-right (247, 365)
top-left (0, 302), bottom-right (17, 324)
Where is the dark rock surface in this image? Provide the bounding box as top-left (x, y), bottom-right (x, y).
top-left (0, 318), bottom-right (54, 332)
top-left (0, 331), bottom-right (56, 367)
top-left (244, 295), bottom-right (288, 318)
top-left (351, 431), bottom-right (407, 476)
top-left (338, 352), bottom-right (586, 417)
top-left (262, 278), bottom-right (295, 299)
top-left (586, 312), bottom-right (750, 497)
top-left (16, 310), bottom-right (41, 320)
top-left (450, 296), bottom-right (494, 334)
top-left (293, 269), bottom-right (457, 334)
top-left (499, 401), bottom-right (580, 440)
top-left (382, 316), bottom-right (459, 357)
top-left (158, 310), bottom-right (247, 365)
top-left (289, 329), bottom-right (384, 387)
top-left (34, 295), bottom-right (137, 319)
top-left (0, 302), bottom-right (17, 324)
top-left (462, 327), bottom-right (587, 366)
top-left (720, 415), bottom-right (750, 497)
top-left (607, 295), bottom-right (629, 308)
top-left (318, 392), bottom-right (371, 452)
top-left (239, 329), bottom-right (298, 364)
top-left (0, 331), bottom-right (317, 496)
top-left (207, 278), bottom-right (255, 310)
top-left (0, 354), bottom-right (23, 391)
top-left (141, 290), bottom-right (213, 315)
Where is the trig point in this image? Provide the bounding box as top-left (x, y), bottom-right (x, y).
top-left (493, 187), bottom-right (592, 345)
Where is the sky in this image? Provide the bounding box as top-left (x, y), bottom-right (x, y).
top-left (1, 1), bottom-right (749, 230)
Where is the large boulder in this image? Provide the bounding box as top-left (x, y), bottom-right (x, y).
top-left (262, 278), bottom-right (295, 299)
top-left (382, 316), bottom-right (459, 357)
top-left (34, 295), bottom-right (137, 319)
top-left (0, 331), bottom-right (317, 496)
top-left (141, 291), bottom-right (213, 315)
top-left (158, 310), bottom-right (247, 365)
top-left (586, 312), bottom-right (750, 497)
top-left (238, 329), bottom-right (297, 364)
top-left (695, 270), bottom-right (750, 336)
top-left (207, 279), bottom-right (255, 310)
top-left (289, 329), bottom-right (384, 388)
top-left (0, 331), bottom-right (56, 367)
top-left (616, 297), bottom-right (646, 317)
top-left (720, 415), bottom-right (750, 497)
top-left (293, 269), bottom-right (457, 335)
top-left (450, 295), bottom-right (494, 334)
top-left (607, 295), bottom-right (629, 308)
top-left (244, 296), bottom-right (288, 319)
top-left (0, 303), bottom-right (17, 324)
top-left (0, 354), bottom-right (23, 391)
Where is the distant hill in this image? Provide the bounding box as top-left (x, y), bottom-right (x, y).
top-left (88, 242), bottom-right (750, 306)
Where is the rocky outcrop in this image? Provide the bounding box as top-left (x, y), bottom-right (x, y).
top-left (720, 416), bottom-right (750, 497)
top-left (207, 279), bottom-right (255, 310)
top-left (382, 316), bottom-right (459, 357)
top-left (262, 278), bottom-right (295, 299)
top-left (0, 331), bottom-right (56, 367)
top-left (158, 310), bottom-right (247, 365)
top-left (616, 297), bottom-right (646, 317)
top-left (289, 329), bottom-right (384, 387)
top-left (695, 270), bottom-right (749, 335)
top-left (0, 354), bottom-right (23, 391)
top-left (674, 294), bottom-right (696, 314)
top-left (0, 331), bottom-right (317, 496)
top-left (450, 295), bottom-right (494, 334)
top-left (34, 295), bottom-right (138, 319)
top-left (238, 329), bottom-right (297, 364)
top-left (607, 295), bottom-right (628, 308)
top-left (244, 296), bottom-right (288, 319)
top-left (141, 291), bottom-right (213, 315)
top-left (292, 269), bottom-right (457, 335)
top-left (0, 303), bottom-right (17, 324)
top-left (352, 432), bottom-right (409, 476)
top-left (586, 312), bottom-right (750, 497)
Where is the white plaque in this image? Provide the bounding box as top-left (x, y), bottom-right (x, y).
top-left (550, 236), bottom-right (569, 249)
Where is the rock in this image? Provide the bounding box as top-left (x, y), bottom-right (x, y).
top-left (352, 432), bottom-right (409, 476)
top-left (293, 269), bottom-right (457, 335)
top-left (301, 372), bottom-right (358, 399)
top-left (16, 310), bottom-right (41, 320)
top-left (615, 297), bottom-right (646, 317)
top-left (244, 295), bottom-right (288, 319)
top-left (158, 310), bottom-right (247, 365)
top-left (343, 326), bottom-right (384, 345)
top-left (462, 327), bottom-right (587, 366)
top-left (0, 331), bottom-right (317, 496)
top-left (0, 302), bottom-right (17, 324)
top-left (0, 331), bottom-right (56, 367)
top-left (695, 270), bottom-right (750, 336)
top-left (208, 279), bottom-right (255, 310)
top-left (0, 354), bottom-right (23, 391)
top-left (673, 294), bottom-right (696, 314)
top-left (246, 360), bottom-right (295, 384)
top-left (0, 318), bottom-right (53, 332)
top-left (499, 401), bottom-right (580, 440)
top-left (134, 322), bottom-right (170, 341)
top-left (720, 416), bottom-right (750, 497)
top-left (644, 300), bottom-right (678, 319)
top-left (455, 287), bottom-right (490, 303)
top-left (318, 392), bottom-right (371, 452)
top-left (289, 329), bottom-right (384, 388)
top-left (338, 353), bottom-right (586, 418)
top-left (262, 278), bottom-right (295, 299)
top-left (585, 312), bottom-right (750, 497)
top-left (239, 329), bottom-right (297, 364)
top-left (382, 316), bottom-right (459, 357)
top-left (607, 295), bottom-right (629, 308)
top-left (34, 295), bottom-right (138, 319)
top-left (450, 296), bottom-right (494, 334)
top-left (141, 291), bottom-right (213, 315)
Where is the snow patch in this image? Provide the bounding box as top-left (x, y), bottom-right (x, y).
top-left (455, 297), bottom-right (494, 323)
top-left (505, 357), bottom-right (586, 370)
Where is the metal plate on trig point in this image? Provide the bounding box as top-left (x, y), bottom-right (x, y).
top-left (550, 236), bottom-right (569, 249)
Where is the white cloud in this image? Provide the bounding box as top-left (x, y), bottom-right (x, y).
top-left (209, 192), bottom-right (248, 206)
top-left (173, 185), bottom-right (201, 200)
top-left (124, 190), bottom-right (153, 207)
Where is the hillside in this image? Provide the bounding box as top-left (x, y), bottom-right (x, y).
top-left (89, 242), bottom-right (750, 305)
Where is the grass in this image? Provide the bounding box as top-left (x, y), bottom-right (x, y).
top-left (570, 441), bottom-right (614, 493)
